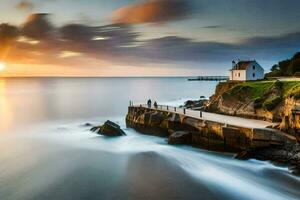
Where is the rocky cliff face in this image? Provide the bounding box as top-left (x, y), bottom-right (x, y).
top-left (280, 98), bottom-right (300, 141)
top-left (205, 81), bottom-right (300, 141)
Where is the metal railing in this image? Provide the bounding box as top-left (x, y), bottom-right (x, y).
top-left (130, 102), bottom-right (203, 119)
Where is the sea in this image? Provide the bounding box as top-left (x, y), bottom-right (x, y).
top-left (0, 77), bottom-right (299, 200)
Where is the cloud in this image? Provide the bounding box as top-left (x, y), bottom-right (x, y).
top-left (15, 0), bottom-right (34, 11)
top-left (22, 13), bottom-right (54, 40)
top-left (1, 12), bottom-right (300, 71)
top-left (59, 23), bottom-right (139, 56)
top-left (112, 0), bottom-right (190, 24)
top-left (132, 32), bottom-right (300, 64)
top-left (60, 24), bottom-right (96, 42)
top-left (0, 23), bottom-right (19, 45)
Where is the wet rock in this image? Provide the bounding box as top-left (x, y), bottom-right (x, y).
top-left (183, 99), bottom-right (207, 109)
top-left (168, 131), bottom-right (192, 145)
top-left (82, 123), bottom-right (93, 127)
top-left (91, 120), bottom-right (126, 136)
top-left (234, 150), bottom-right (250, 160)
top-left (235, 145), bottom-right (300, 176)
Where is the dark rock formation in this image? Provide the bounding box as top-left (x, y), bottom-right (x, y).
top-left (235, 143), bottom-right (300, 175)
top-left (91, 120), bottom-right (126, 136)
top-left (182, 99), bottom-right (208, 110)
top-left (82, 123), bottom-right (93, 127)
top-left (168, 131), bottom-right (192, 145)
top-left (279, 98), bottom-right (300, 141)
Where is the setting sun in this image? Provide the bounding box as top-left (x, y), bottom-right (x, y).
top-left (0, 62), bottom-right (6, 71)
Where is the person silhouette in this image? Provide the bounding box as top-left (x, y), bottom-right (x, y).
top-left (147, 99), bottom-right (152, 108)
top-left (154, 101), bottom-right (158, 109)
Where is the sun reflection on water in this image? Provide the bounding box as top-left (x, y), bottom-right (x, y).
top-left (0, 79), bottom-right (14, 133)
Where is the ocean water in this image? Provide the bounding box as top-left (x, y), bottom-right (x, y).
top-left (0, 77), bottom-right (299, 200)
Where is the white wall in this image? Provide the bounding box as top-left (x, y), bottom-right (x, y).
top-left (230, 70), bottom-right (246, 81)
top-left (246, 63), bottom-right (264, 80)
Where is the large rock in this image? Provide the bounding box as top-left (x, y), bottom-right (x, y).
top-left (168, 131), bottom-right (192, 145)
top-left (91, 120), bottom-right (126, 136)
top-left (235, 144), bottom-right (300, 175)
top-left (183, 99), bottom-right (208, 109)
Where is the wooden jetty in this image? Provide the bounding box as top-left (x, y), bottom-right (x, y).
top-left (188, 76), bottom-right (229, 81)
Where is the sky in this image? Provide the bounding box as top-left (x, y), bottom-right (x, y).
top-left (0, 0), bottom-right (300, 77)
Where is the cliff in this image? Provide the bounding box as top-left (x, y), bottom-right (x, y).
top-left (205, 81), bottom-right (300, 141)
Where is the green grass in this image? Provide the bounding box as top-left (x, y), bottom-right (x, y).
top-left (263, 96), bottom-right (282, 111)
top-left (282, 81), bottom-right (300, 98)
top-left (228, 81), bottom-right (276, 100)
top-left (226, 80), bottom-right (300, 111)
top-left (228, 80), bottom-right (300, 100)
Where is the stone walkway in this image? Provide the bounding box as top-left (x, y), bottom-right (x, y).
top-left (137, 104), bottom-right (276, 129)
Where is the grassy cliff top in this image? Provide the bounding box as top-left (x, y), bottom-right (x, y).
top-left (227, 81), bottom-right (300, 100)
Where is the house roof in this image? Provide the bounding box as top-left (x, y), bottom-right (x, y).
top-left (232, 61), bottom-right (255, 70)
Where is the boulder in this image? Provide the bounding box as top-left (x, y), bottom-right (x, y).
top-left (91, 120), bottom-right (126, 136)
top-left (235, 145), bottom-right (300, 175)
top-left (82, 123), bottom-right (93, 127)
top-left (183, 99), bottom-right (208, 109)
top-left (168, 131), bottom-right (192, 145)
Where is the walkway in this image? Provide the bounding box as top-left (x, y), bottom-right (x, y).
top-left (136, 104), bottom-right (276, 129)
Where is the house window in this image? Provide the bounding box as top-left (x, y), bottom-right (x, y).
top-left (238, 73), bottom-right (240, 77)
top-left (253, 65), bottom-right (255, 70)
top-left (253, 73), bottom-right (255, 77)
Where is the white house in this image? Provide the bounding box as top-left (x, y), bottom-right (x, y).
top-left (229, 60), bottom-right (264, 81)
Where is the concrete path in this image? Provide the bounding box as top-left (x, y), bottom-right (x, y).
top-left (138, 104), bottom-right (276, 129)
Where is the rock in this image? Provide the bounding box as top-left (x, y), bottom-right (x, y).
top-left (91, 120), bottom-right (126, 136)
top-left (82, 123), bottom-right (93, 127)
top-left (90, 126), bottom-right (100, 132)
top-left (235, 145), bottom-right (300, 176)
top-left (168, 131), bottom-right (192, 145)
top-left (289, 164), bottom-right (300, 175)
top-left (235, 150), bottom-right (251, 160)
top-left (183, 99), bottom-right (207, 109)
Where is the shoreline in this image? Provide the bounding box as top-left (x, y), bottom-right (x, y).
top-left (126, 80), bottom-right (300, 175)
top-left (126, 105), bottom-right (300, 174)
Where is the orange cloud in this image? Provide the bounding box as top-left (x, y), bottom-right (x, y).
top-left (15, 0), bottom-right (34, 11)
top-left (112, 0), bottom-right (189, 24)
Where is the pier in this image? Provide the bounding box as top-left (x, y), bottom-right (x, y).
top-left (127, 104), bottom-right (297, 152)
top-left (188, 76), bottom-right (229, 81)
top-left (136, 104), bottom-right (274, 129)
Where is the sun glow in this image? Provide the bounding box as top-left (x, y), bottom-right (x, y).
top-left (0, 62), bottom-right (6, 71)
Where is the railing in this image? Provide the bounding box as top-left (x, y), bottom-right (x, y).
top-left (130, 102), bottom-right (203, 119)
top-left (128, 102), bottom-right (276, 129)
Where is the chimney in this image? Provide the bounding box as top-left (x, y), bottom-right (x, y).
top-left (232, 60), bottom-right (236, 68)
